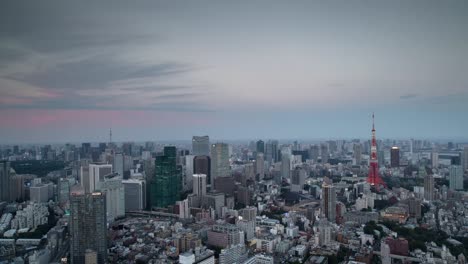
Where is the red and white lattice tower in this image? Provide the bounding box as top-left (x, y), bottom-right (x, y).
top-left (367, 113), bottom-right (386, 189)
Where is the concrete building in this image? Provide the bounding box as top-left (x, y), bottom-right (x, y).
top-left (193, 136), bottom-right (210, 156)
top-left (322, 181), bottom-right (336, 223)
top-left (122, 179), bottom-right (146, 211)
top-left (353, 143), bottom-right (362, 165)
top-left (101, 175), bottom-right (125, 222)
top-left (449, 165), bottom-right (463, 191)
top-left (211, 143), bottom-right (231, 182)
top-left (29, 183), bottom-right (52, 203)
top-left (424, 173), bottom-right (434, 201)
top-left (81, 163), bottom-right (112, 193)
top-left (0, 161), bottom-right (10, 202)
top-left (207, 224), bottom-right (244, 249)
top-left (194, 156), bottom-right (211, 185)
top-left (219, 244), bottom-right (248, 264)
top-left (70, 186), bottom-right (107, 264)
top-left (281, 153), bottom-right (291, 180)
top-left (291, 167), bottom-right (306, 193)
top-left (390, 147), bottom-right (400, 167)
top-left (255, 153), bottom-right (265, 180)
top-left (193, 174), bottom-right (207, 197)
top-left (113, 153), bottom-right (124, 177)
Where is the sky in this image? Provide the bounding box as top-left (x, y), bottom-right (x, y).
top-left (1, 0), bottom-right (468, 143)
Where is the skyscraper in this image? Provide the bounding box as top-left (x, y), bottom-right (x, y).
top-left (265, 140), bottom-right (278, 163)
top-left (281, 153), bottom-right (291, 180)
top-left (150, 146), bottom-right (181, 208)
top-left (122, 179), bottom-right (146, 211)
top-left (192, 136), bottom-right (210, 156)
top-left (193, 174), bottom-right (207, 197)
top-left (256, 140), bottom-right (265, 154)
top-left (210, 143), bottom-right (231, 182)
top-left (101, 175), bottom-right (125, 222)
top-left (463, 146), bottom-right (468, 172)
top-left (0, 161), bottom-right (11, 202)
top-left (449, 165), bottom-right (463, 191)
top-left (424, 173), bottom-right (434, 201)
top-left (320, 144), bottom-right (329, 164)
top-left (255, 153), bottom-right (265, 180)
top-left (353, 143), bottom-right (362, 165)
top-left (113, 153), bottom-right (124, 177)
top-left (390, 147), bottom-right (400, 167)
top-left (322, 181), bottom-right (336, 223)
top-left (70, 186), bottom-right (107, 264)
top-left (81, 163), bottom-right (112, 193)
top-left (194, 155), bottom-right (211, 184)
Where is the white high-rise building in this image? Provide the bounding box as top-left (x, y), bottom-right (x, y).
top-left (193, 174), bottom-right (207, 197)
top-left (449, 165), bottom-right (463, 191)
top-left (101, 176), bottom-right (125, 222)
top-left (211, 143), bottom-right (230, 182)
top-left (81, 163), bottom-right (112, 193)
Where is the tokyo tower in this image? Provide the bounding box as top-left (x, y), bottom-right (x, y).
top-left (367, 113), bottom-right (386, 189)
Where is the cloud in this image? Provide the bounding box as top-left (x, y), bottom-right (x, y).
top-left (399, 93), bottom-right (418, 100)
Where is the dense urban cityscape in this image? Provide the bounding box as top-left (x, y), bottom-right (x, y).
top-left (2, 1), bottom-right (468, 264)
top-left (1, 116), bottom-right (468, 263)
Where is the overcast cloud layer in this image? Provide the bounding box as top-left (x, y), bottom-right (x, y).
top-left (1, 0), bottom-right (467, 143)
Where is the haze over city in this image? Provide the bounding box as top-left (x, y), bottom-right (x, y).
top-left (1, 0), bottom-right (468, 143)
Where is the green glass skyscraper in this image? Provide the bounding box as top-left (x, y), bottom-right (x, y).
top-left (150, 146), bottom-right (181, 208)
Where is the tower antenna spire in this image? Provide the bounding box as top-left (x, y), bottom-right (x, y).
top-left (372, 112), bottom-right (375, 131)
top-left (109, 128), bottom-right (112, 143)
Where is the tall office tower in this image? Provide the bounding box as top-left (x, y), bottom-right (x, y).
top-left (320, 144), bottom-right (329, 164)
top-left (194, 155), bottom-right (211, 185)
top-left (390, 147), bottom-right (400, 168)
top-left (151, 146), bottom-right (181, 208)
top-left (367, 114), bottom-right (385, 188)
top-left (211, 143), bottom-right (231, 183)
top-left (291, 167), bottom-right (306, 193)
top-left (81, 143), bottom-right (91, 159)
top-left (57, 178), bottom-right (71, 205)
top-left (281, 153), bottom-right (291, 180)
top-left (193, 174), bottom-right (207, 197)
top-left (431, 151), bottom-right (439, 168)
top-left (113, 153), bottom-right (124, 177)
top-left (322, 181), bottom-right (336, 223)
top-left (256, 140), bottom-right (265, 154)
top-left (101, 176), bottom-right (125, 222)
top-left (0, 161), bottom-right (11, 202)
top-left (183, 155), bottom-right (194, 192)
top-left (70, 186), bottom-right (107, 264)
top-left (463, 146), bottom-right (468, 172)
top-left (353, 143), bottom-right (362, 165)
top-left (81, 163), bottom-right (112, 193)
top-left (265, 140), bottom-right (278, 163)
top-left (10, 174), bottom-right (26, 202)
top-left (192, 136), bottom-right (210, 156)
top-left (449, 165), bottom-right (463, 191)
top-left (255, 153), bottom-right (265, 180)
top-left (309, 145), bottom-right (320, 162)
top-left (424, 173), bottom-right (434, 201)
top-left (122, 179), bottom-right (146, 211)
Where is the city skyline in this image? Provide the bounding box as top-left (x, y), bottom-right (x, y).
top-left (1, 1), bottom-right (467, 143)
